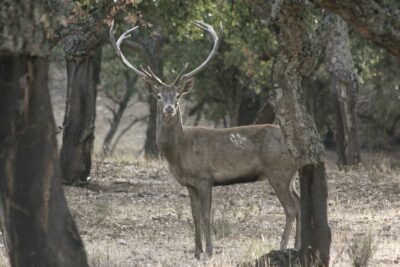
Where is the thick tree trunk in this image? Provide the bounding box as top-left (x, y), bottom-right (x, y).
top-left (299, 163), bottom-right (331, 266)
top-left (227, 85), bottom-right (244, 127)
top-left (53, 1), bottom-right (108, 183)
top-left (143, 34), bottom-right (164, 158)
top-left (93, 47), bottom-right (103, 92)
top-left (272, 2), bottom-right (332, 266)
top-left (326, 16), bottom-right (361, 167)
top-left (0, 55), bottom-right (89, 266)
top-left (253, 101), bottom-right (275, 125)
top-left (60, 56), bottom-right (97, 185)
top-left (310, 0), bottom-right (400, 58)
top-left (238, 90), bottom-right (261, 126)
top-left (144, 95), bottom-right (159, 158)
top-left (216, 55), bottom-right (244, 127)
top-left (224, 71), bottom-right (244, 127)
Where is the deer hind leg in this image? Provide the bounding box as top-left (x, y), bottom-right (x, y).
top-left (267, 172), bottom-right (298, 250)
top-left (198, 182), bottom-right (213, 258)
top-left (187, 186), bottom-right (203, 259)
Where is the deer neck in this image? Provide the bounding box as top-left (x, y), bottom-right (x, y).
top-left (156, 104), bottom-right (184, 164)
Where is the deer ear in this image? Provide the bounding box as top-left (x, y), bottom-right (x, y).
top-left (143, 79), bottom-right (158, 96)
top-left (179, 78), bottom-right (195, 95)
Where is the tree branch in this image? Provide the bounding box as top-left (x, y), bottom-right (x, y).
top-left (101, 89), bottom-right (121, 104)
top-left (110, 115), bottom-right (148, 154)
top-left (121, 40), bottom-right (151, 66)
top-left (105, 104), bottom-right (117, 120)
top-left (300, 10), bottom-right (336, 76)
top-left (310, 0), bottom-right (400, 58)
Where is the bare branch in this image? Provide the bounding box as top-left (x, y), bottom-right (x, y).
top-left (101, 89), bottom-right (121, 104)
top-left (109, 115), bottom-right (148, 154)
top-left (122, 40), bottom-right (151, 65)
top-left (104, 104), bottom-right (117, 119)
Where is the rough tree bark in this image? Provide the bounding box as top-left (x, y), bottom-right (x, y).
top-left (272, 2), bottom-right (333, 266)
top-left (326, 16), bottom-right (361, 167)
top-left (0, 55), bottom-right (89, 267)
top-left (57, 16), bottom-right (107, 185)
top-left (49, 0), bottom-right (121, 184)
top-left (310, 0), bottom-right (400, 58)
top-left (59, 55), bottom-right (98, 185)
top-left (0, 1), bottom-right (88, 265)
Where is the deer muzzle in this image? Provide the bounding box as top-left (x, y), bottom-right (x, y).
top-left (163, 104), bottom-right (175, 116)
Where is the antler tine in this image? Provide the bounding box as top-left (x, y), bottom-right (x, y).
top-left (174, 63), bottom-right (189, 85)
top-left (110, 20), bottom-right (165, 85)
top-left (147, 66), bottom-right (166, 85)
top-left (139, 65), bottom-right (165, 86)
top-left (140, 65), bottom-right (152, 77)
top-left (180, 21), bottom-right (223, 81)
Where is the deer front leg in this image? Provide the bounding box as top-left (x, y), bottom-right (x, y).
top-left (187, 186), bottom-right (203, 259)
top-left (199, 183), bottom-right (213, 258)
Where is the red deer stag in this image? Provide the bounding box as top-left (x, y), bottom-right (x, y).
top-left (110, 20), bottom-right (300, 259)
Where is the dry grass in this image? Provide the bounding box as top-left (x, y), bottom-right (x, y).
top-left (347, 232), bottom-right (375, 267)
top-left (0, 152), bottom-right (399, 266)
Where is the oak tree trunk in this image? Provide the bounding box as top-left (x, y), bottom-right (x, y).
top-left (144, 96), bottom-right (159, 158)
top-left (54, 2), bottom-right (108, 183)
top-left (143, 31), bottom-right (164, 158)
top-left (223, 68), bottom-right (244, 127)
top-left (326, 16), bottom-right (361, 167)
top-left (143, 56), bottom-right (161, 158)
top-left (253, 102), bottom-right (275, 125)
top-left (299, 163), bottom-right (331, 267)
top-left (0, 55), bottom-right (89, 267)
top-left (273, 2), bottom-right (332, 266)
top-left (238, 90), bottom-right (261, 126)
top-left (215, 45), bottom-right (245, 127)
top-left (60, 56), bottom-right (97, 185)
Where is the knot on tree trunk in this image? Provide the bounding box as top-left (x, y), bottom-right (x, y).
top-left (59, 21), bottom-right (108, 58)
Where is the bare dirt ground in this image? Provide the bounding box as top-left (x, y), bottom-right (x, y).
top-left (65, 153), bottom-right (400, 266)
top-left (0, 153), bottom-right (399, 267)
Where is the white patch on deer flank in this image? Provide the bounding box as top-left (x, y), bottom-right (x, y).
top-left (229, 133), bottom-right (248, 148)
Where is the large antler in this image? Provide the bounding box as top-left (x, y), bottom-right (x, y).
top-left (174, 21), bottom-right (223, 84)
top-left (109, 20), bottom-right (165, 85)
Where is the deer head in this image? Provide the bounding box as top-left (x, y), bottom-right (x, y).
top-left (110, 20), bottom-right (222, 122)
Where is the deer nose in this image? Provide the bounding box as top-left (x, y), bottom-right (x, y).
top-left (163, 105), bottom-right (174, 114)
